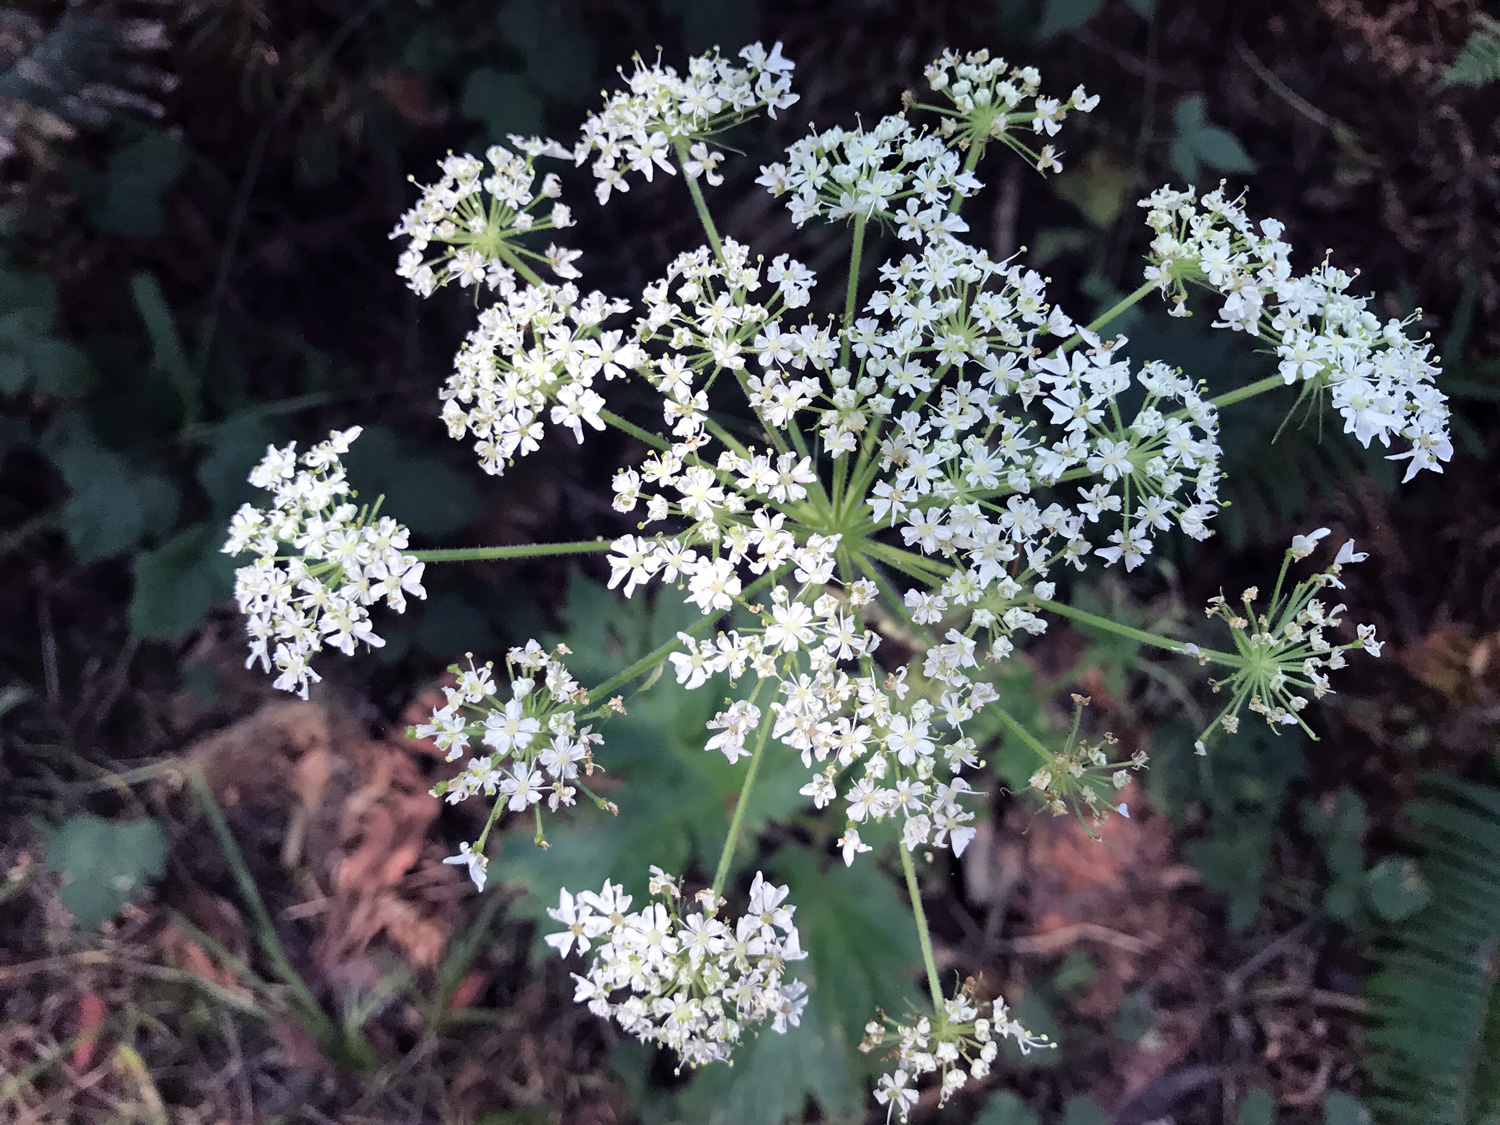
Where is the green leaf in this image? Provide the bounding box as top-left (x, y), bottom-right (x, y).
top-left (461, 68), bottom-right (545, 140)
top-left (1170, 97), bottom-right (1255, 180)
top-left (0, 299), bottom-right (94, 397)
top-left (768, 847), bottom-right (920, 1047)
top-left (1364, 858), bottom-right (1432, 923)
top-left (130, 523), bottom-right (237, 640)
top-left (44, 814), bottom-right (166, 928)
top-left (1063, 1096), bottom-right (1109, 1125)
top-left (195, 415), bottom-right (279, 515)
top-left (340, 424), bottom-right (480, 538)
top-left (1052, 150), bottom-right (1134, 229)
top-left (977, 1091), bottom-right (1041, 1125)
top-left (1189, 126), bottom-right (1255, 174)
top-left (651, 994), bottom-right (858, 1125)
top-left (1237, 1088), bottom-right (1278, 1125)
top-left (1174, 95), bottom-right (1207, 130)
top-left (130, 272), bottom-right (198, 425)
top-left (1322, 1090), bottom-right (1371, 1125)
top-left (1438, 15), bottom-right (1500, 89)
top-left (1036, 0), bottom-right (1105, 41)
top-left (90, 130), bottom-right (191, 239)
top-left (40, 413), bottom-right (179, 561)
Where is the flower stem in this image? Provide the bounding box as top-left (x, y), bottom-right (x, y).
top-left (1033, 596), bottom-right (1237, 663)
top-left (837, 213), bottom-right (868, 373)
top-left (1208, 373), bottom-right (1285, 412)
top-left (710, 695), bottom-right (775, 898)
top-left (676, 140), bottom-right (725, 265)
top-left (900, 844), bottom-right (945, 1011)
top-left (600, 408), bottom-right (671, 451)
top-left (412, 540), bottom-right (613, 563)
top-left (582, 570), bottom-right (778, 704)
top-left (496, 243), bottom-right (546, 288)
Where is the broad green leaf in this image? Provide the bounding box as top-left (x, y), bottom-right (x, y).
top-left (40, 413), bottom-right (179, 561)
top-left (1238, 1089), bottom-right (1278, 1125)
top-left (1036, 0), bottom-right (1105, 41)
top-left (1170, 136), bottom-right (1200, 183)
top-left (131, 523), bottom-right (237, 640)
top-left (977, 1091), bottom-right (1040, 1125)
top-left (461, 68), bottom-right (545, 140)
top-left (1052, 151), bottom-right (1134, 229)
top-left (1363, 857), bottom-right (1431, 922)
top-left (340, 424), bottom-right (480, 538)
top-left (44, 814), bottom-right (166, 928)
top-left (90, 130), bottom-right (191, 239)
top-left (1189, 126), bottom-right (1255, 174)
top-left (1063, 1096), bottom-right (1109, 1125)
top-left (650, 994), bottom-right (859, 1125)
top-left (130, 272), bottom-right (198, 425)
top-left (768, 847), bottom-right (920, 1047)
top-left (1322, 1090), bottom-right (1372, 1125)
top-left (195, 415), bottom-right (279, 515)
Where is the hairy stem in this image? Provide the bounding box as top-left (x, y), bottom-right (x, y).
top-left (582, 571), bottom-right (778, 704)
top-left (601, 408), bottom-right (671, 452)
top-left (676, 140), bottom-right (726, 264)
top-left (900, 845), bottom-right (945, 1011)
top-left (1032, 596), bottom-right (1237, 664)
top-left (711, 695), bottom-right (775, 898)
top-left (496, 242), bottom-right (546, 288)
top-left (837, 214), bottom-right (868, 373)
top-left (412, 540), bottom-right (612, 563)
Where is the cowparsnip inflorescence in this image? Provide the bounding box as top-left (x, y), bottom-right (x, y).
top-left (548, 868), bottom-right (808, 1069)
top-left (224, 39), bottom-right (1447, 1118)
top-left (224, 426), bottom-right (426, 698)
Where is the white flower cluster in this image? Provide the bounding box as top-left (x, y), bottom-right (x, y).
top-left (547, 868), bottom-right (808, 1068)
top-left (921, 48), bottom-right (1099, 173)
top-left (756, 113), bottom-right (982, 230)
top-left (1197, 528), bottom-right (1381, 747)
top-left (575, 41), bottom-right (797, 204)
top-left (666, 581), bottom-right (986, 863)
top-left (216, 35), bottom-right (1457, 1122)
top-left (439, 281), bottom-right (640, 476)
top-left (862, 984), bottom-right (1052, 1121)
top-left (1141, 185), bottom-right (1451, 481)
top-left (418, 644), bottom-right (602, 868)
top-left (842, 239), bottom-right (1224, 575)
top-left (392, 138), bottom-right (577, 297)
top-left (223, 427), bottom-right (425, 698)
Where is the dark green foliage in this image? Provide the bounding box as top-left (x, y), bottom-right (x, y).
top-left (1362, 776), bottom-right (1500, 1125)
top-left (1439, 16), bottom-right (1500, 90)
top-left (1170, 96), bottom-right (1255, 182)
top-left (978, 1090), bottom-right (1041, 1125)
top-left (0, 263), bottom-right (94, 396)
top-left (43, 813), bottom-right (166, 928)
top-left (39, 411), bottom-right (179, 563)
top-left (1150, 721), bottom-right (1306, 930)
top-left (1239, 1088), bottom-right (1278, 1125)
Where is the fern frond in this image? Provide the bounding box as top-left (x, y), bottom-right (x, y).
top-left (1362, 774), bottom-right (1500, 1125)
top-left (1439, 15), bottom-right (1500, 90)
